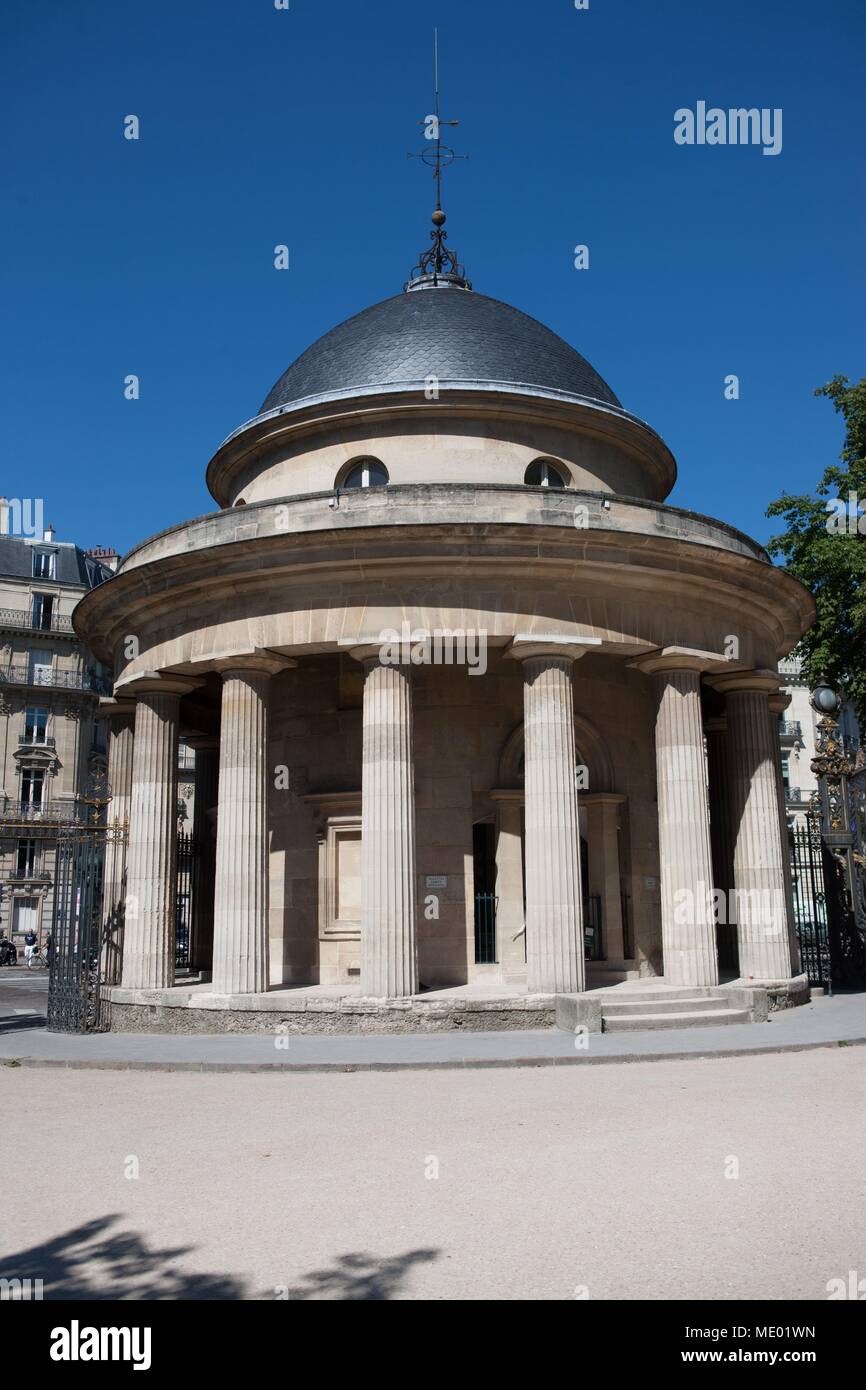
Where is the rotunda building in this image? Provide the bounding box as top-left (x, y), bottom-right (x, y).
top-left (76, 243), bottom-right (815, 1031)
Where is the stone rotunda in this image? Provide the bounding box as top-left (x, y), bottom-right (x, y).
top-left (76, 231), bottom-right (815, 1033)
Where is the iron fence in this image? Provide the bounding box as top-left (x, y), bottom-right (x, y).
top-left (473, 891), bottom-right (497, 964)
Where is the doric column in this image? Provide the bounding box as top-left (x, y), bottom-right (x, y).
top-left (97, 698), bottom-right (135, 985)
top-left (186, 735), bottom-right (219, 974)
top-left (347, 645), bottom-right (418, 998)
top-left (633, 651), bottom-right (719, 987)
top-left (211, 655), bottom-right (290, 995)
top-left (121, 676), bottom-right (198, 990)
top-left (711, 671), bottom-right (794, 981)
top-left (509, 636), bottom-right (598, 995)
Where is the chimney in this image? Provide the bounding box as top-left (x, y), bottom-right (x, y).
top-left (86, 545), bottom-right (120, 573)
top-left (43, 524), bottom-right (55, 543)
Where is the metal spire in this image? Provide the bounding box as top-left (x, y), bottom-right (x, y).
top-left (405, 29), bottom-right (471, 291)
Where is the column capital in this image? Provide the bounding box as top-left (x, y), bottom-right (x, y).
top-left (96, 696), bottom-right (137, 722)
top-left (116, 672), bottom-right (204, 699)
top-left (506, 634), bottom-right (602, 663)
top-left (629, 646), bottom-right (733, 677)
top-left (339, 639), bottom-right (390, 665)
top-left (211, 648), bottom-right (296, 677)
top-left (182, 733), bottom-right (220, 750)
top-left (708, 668), bottom-right (784, 696)
top-left (768, 692), bottom-right (792, 715)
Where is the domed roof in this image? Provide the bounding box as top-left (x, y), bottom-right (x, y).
top-left (259, 288), bottom-right (621, 415)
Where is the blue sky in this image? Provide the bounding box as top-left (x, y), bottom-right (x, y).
top-left (2, 0), bottom-right (863, 557)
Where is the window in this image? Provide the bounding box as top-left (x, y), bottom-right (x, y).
top-left (28, 650), bottom-right (52, 685)
top-left (24, 707), bottom-right (48, 743)
top-left (341, 458), bottom-right (389, 490)
top-left (31, 593), bottom-right (54, 630)
top-left (524, 458), bottom-right (568, 489)
top-left (21, 768), bottom-right (45, 807)
top-left (32, 550), bottom-right (55, 579)
top-left (16, 840), bottom-right (38, 877)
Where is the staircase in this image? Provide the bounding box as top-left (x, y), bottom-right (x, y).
top-left (597, 986), bottom-right (750, 1032)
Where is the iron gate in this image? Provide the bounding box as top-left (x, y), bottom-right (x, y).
top-left (48, 818), bottom-right (127, 1034)
top-left (790, 814), bottom-right (830, 988)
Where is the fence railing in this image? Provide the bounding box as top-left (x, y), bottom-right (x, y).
top-left (473, 892), bottom-right (497, 964)
top-left (0, 801), bottom-right (79, 824)
top-left (778, 720), bottom-right (802, 738)
top-left (0, 607), bottom-right (75, 634)
top-left (0, 666), bottom-right (110, 694)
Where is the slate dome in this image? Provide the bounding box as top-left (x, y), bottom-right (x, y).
top-left (259, 288), bottom-right (621, 415)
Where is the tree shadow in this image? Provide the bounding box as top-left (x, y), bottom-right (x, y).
top-left (282, 1247), bottom-right (440, 1300)
top-left (3, 1215), bottom-right (243, 1300)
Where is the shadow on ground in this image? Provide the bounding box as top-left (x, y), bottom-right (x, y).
top-left (3, 1216), bottom-right (440, 1300)
top-left (0, 1015), bottom-right (46, 1034)
top-left (280, 1247), bottom-right (440, 1300)
top-left (2, 1215), bottom-right (243, 1299)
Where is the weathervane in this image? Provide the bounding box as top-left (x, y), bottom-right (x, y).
top-left (405, 29), bottom-right (471, 290)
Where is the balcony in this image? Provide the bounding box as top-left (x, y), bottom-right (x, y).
top-left (18, 735), bottom-right (56, 749)
top-left (778, 720), bottom-right (802, 742)
top-left (0, 607), bottom-right (75, 636)
top-left (784, 786), bottom-right (809, 805)
top-left (8, 871), bottom-right (51, 882)
top-left (0, 801), bottom-right (78, 825)
top-left (0, 666), bottom-right (110, 695)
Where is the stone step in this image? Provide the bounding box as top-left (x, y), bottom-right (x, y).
top-left (601, 996), bottom-right (732, 1017)
top-left (595, 986), bottom-right (726, 1003)
top-left (602, 1008), bottom-right (751, 1032)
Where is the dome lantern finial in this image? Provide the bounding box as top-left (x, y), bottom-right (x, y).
top-left (405, 29), bottom-right (472, 292)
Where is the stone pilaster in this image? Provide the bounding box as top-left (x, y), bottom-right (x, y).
top-left (211, 659), bottom-right (285, 995)
top-left (509, 638), bottom-right (593, 995)
top-left (712, 671), bottom-right (794, 981)
top-left (351, 649), bottom-right (418, 998)
top-left (634, 652), bottom-right (719, 987)
top-left (121, 677), bottom-right (197, 990)
top-left (491, 791), bottom-right (526, 985)
top-left (584, 793), bottom-right (627, 963)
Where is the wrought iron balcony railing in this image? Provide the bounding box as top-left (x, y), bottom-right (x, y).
top-left (7, 870), bottom-right (51, 882)
top-left (785, 786), bottom-right (807, 803)
top-left (0, 800), bottom-right (79, 824)
top-left (0, 606), bottom-right (75, 634)
top-left (0, 666), bottom-right (110, 694)
top-left (18, 734), bottom-right (56, 748)
top-left (778, 720), bottom-right (802, 739)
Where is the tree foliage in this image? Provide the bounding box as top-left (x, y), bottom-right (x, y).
top-left (766, 375), bottom-right (866, 727)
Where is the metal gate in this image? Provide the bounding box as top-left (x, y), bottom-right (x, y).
top-left (47, 817), bottom-right (127, 1034)
top-left (175, 829), bottom-right (197, 969)
top-left (790, 814), bottom-right (830, 987)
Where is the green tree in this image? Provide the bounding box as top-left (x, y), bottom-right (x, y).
top-left (766, 375), bottom-right (866, 727)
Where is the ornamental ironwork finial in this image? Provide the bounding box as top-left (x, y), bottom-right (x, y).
top-left (405, 29), bottom-right (471, 291)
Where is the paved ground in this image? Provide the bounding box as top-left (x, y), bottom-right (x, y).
top-left (1, 981), bottom-right (865, 1069)
top-left (2, 1046), bottom-right (865, 1300)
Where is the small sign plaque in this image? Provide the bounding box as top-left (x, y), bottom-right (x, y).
top-left (425, 875), bottom-right (448, 889)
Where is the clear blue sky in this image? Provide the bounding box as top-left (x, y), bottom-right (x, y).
top-left (2, 0), bottom-right (863, 557)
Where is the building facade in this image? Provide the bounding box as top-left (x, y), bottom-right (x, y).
top-left (74, 242), bottom-right (816, 1030)
top-left (0, 526), bottom-right (114, 947)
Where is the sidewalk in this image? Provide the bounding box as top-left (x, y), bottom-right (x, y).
top-left (1, 990), bottom-right (865, 1071)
